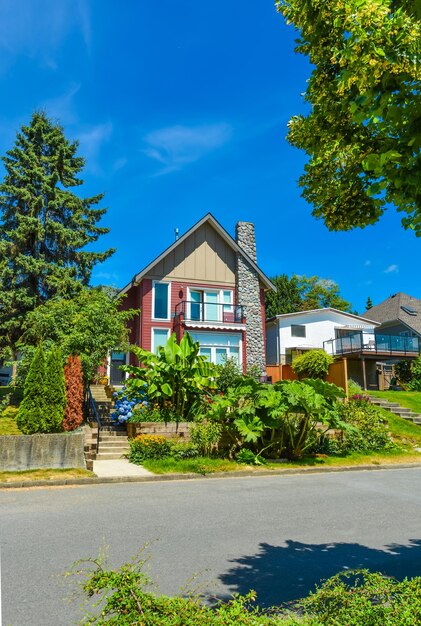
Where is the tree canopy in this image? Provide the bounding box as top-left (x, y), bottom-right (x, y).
top-left (277, 0), bottom-right (421, 235)
top-left (0, 111), bottom-right (115, 352)
top-left (21, 288), bottom-right (136, 384)
top-left (265, 273), bottom-right (352, 317)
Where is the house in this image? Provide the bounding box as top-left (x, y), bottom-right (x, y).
top-left (266, 308), bottom-right (379, 366)
top-left (113, 213), bottom-right (275, 385)
top-left (361, 293), bottom-right (421, 344)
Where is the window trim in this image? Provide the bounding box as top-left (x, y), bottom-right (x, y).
top-left (152, 280), bottom-right (171, 321)
top-left (151, 327), bottom-right (171, 353)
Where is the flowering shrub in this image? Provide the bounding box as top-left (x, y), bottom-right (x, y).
top-left (129, 434), bottom-right (171, 463)
top-left (111, 386), bottom-right (148, 424)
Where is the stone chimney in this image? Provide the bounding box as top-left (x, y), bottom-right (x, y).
top-left (235, 221), bottom-right (266, 374)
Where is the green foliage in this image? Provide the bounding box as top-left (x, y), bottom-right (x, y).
top-left (207, 378), bottom-right (345, 459)
top-left (0, 111), bottom-right (114, 353)
top-left (129, 435), bottom-right (171, 463)
top-left (190, 420), bottom-right (223, 456)
top-left (0, 392), bottom-right (11, 415)
top-left (63, 355), bottom-right (84, 431)
top-left (72, 552), bottom-right (421, 625)
top-left (366, 296), bottom-right (373, 310)
top-left (292, 350), bottom-right (334, 379)
top-left (236, 448), bottom-right (266, 465)
top-left (215, 357), bottom-right (243, 393)
top-left (21, 287), bottom-right (136, 384)
top-left (266, 273), bottom-right (351, 317)
top-left (408, 356), bottom-right (421, 391)
top-left (124, 333), bottom-right (218, 420)
top-left (168, 441), bottom-right (199, 460)
top-left (348, 379), bottom-right (363, 397)
top-left (394, 360), bottom-right (414, 385)
top-left (277, 0), bottom-right (421, 235)
top-left (330, 398), bottom-right (394, 454)
top-left (44, 346), bottom-right (66, 432)
top-left (16, 345), bottom-right (47, 434)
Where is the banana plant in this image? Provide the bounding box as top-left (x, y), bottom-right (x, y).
top-left (123, 332), bottom-right (218, 420)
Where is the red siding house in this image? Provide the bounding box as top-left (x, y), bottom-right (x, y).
top-left (111, 214), bottom-right (274, 385)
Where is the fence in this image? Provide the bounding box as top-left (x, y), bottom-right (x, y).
top-left (267, 359), bottom-right (348, 395)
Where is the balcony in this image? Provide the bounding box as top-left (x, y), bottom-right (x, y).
top-left (174, 300), bottom-right (245, 326)
top-left (324, 332), bottom-right (420, 357)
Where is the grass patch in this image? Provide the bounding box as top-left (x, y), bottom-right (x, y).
top-left (0, 468), bottom-right (94, 483)
top-left (369, 390), bottom-right (421, 414)
top-left (142, 457), bottom-right (254, 474)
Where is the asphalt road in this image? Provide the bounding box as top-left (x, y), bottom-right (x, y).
top-left (1, 468), bottom-right (421, 625)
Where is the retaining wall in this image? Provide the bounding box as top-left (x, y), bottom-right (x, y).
top-left (0, 432), bottom-right (86, 471)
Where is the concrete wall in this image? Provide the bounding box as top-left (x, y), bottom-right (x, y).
top-left (0, 432), bottom-right (86, 471)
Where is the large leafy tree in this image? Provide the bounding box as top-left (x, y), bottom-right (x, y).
top-left (0, 111), bottom-right (115, 353)
top-left (277, 0), bottom-right (421, 235)
top-left (266, 273), bottom-right (351, 316)
top-left (20, 288), bottom-right (136, 384)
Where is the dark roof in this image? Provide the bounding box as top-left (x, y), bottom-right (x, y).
top-left (361, 292), bottom-right (421, 336)
top-left (119, 212), bottom-right (275, 294)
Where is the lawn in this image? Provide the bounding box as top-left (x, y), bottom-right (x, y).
top-left (369, 390), bottom-right (421, 414)
top-left (0, 468), bottom-right (94, 483)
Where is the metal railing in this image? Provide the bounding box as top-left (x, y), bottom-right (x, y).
top-left (175, 300), bottom-right (245, 324)
top-left (324, 332), bottom-right (420, 356)
top-left (85, 387), bottom-right (101, 454)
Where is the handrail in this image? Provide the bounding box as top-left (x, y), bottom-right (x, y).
top-left (175, 300), bottom-right (245, 323)
top-left (87, 387), bottom-right (101, 455)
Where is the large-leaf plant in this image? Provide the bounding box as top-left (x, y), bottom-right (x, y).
top-left (207, 378), bottom-right (346, 459)
top-left (123, 332), bottom-right (218, 420)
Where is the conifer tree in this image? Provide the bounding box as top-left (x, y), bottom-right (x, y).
top-left (63, 355), bottom-right (84, 431)
top-left (0, 111), bottom-right (115, 353)
top-left (16, 345), bottom-right (47, 434)
top-left (366, 297), bottom-right (373, 310)
top-left (44, 346), bottom-right (66, 432)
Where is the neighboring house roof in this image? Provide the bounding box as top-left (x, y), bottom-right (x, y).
top-left (267, 308), bottom-right (380, 326)
top-left (361, 292), bottom-right (421, 336)
top-left (119, 212), bottom-right (275, 294)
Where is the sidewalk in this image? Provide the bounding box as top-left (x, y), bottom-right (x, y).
top-left (93, 459), bottom-right (153, 478)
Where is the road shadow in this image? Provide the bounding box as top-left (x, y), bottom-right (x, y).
top-left (219, 538), bottom-right (421, 607)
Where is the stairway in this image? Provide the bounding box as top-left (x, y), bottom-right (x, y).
top-left (369, 397), bottom-right (421, 425)
top-left (95, 427), bottom-right (130, 460)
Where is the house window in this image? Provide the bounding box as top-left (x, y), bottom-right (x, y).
top-left (188, 288), bottom-right (234, 322)
top-left (152, 328), bottom-right (170, 353)
top-left (291, 324), bottom-right (306, 338)
top-left (153, 281), bottom-right (170, 319)
top-left (223, 290), bottom-right (233, 313)
top-left (189, 331), bottom-right (241, 366)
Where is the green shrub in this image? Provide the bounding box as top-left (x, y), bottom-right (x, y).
top-left (333, 398), bottom-right (393, 454)
top-left (347, 378), bottom-right (362, 396)
top-left (215, 357), bottom-right (243, 393)
top-left (394, 360), bottom-right (413, 385)
top-left (168, 441), bottom-right (199, 460)
top-left (44, 346), bottom-right (66, 431)
top-left (1, 405), bottom-right (18, 419)
top-left (128, 434), bottom-right (171, 463)
top-left (190, 420), bottom-right (222, 456)
top-left (236, 448), bottom-right (266, 465)
top-left (408, 356), bottom-right (421, 391)
top-left (72, 554), bottom-right (421, 626)
top-left (16, 345), bottom-right (48, 434)
top-left (292, 349), bottom-right (334, 379)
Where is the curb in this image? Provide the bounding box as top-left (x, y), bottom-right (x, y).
top-left (2, 462), bottom-right (421, 489)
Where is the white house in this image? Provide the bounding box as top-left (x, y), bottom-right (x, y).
top-left (266, 308), bottom-right (379, 365)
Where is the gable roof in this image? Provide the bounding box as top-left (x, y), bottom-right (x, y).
top-left (119, 213), bottom-right (275, 294)
top-left (267, 307), bottom-right (379, 326)
top-left (361, 292), bottom-right (421, 336)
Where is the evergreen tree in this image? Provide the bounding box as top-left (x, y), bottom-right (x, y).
top-left (0, 111), bottom-right (115, 353)
top-left (44, 346), bottom-right (66, 432)
top-left (16, 345), bottom-right (47, 434)
top-left (63, 355), bottom-right (84, 431)
top-left (265, 274), bottom-right (302, 317)
top-left (366, 296), bottom-right (373, 310)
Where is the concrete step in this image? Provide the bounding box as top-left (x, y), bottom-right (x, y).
top-left (99, 433), bottom-right (129, 440)
top-left (98, 446), bottom-right (130, 454)
top-left (96, 452), bottom-right (129, 460)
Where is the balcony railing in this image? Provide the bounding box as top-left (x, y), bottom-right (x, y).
top-left (175, 300), bottom-right (245, 324)
top-left (324, 332), bottom-right (420, 356)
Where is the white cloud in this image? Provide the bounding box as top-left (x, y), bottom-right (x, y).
top-left (78, 122), bottom-right (113, 172)
top-left (40, 83), bottom-right (81, 125)
top-left (143, 123), bottom-right (232, 174)
top-left (384, 264), bottom-right (399, 274)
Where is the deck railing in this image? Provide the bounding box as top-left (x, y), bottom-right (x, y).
top-left (175, 300), bottom-right (245, 324)
top-left (324, 332), bottom-right (420, 356)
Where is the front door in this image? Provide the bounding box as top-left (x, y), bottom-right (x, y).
top-left (110, 351), bottom-right (126, 385)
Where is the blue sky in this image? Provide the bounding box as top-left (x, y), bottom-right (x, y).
top-left (0, 0), bottom-right (419, 314)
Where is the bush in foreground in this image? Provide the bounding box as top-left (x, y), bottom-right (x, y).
top-left (71, 552), bottom-right (421, 625)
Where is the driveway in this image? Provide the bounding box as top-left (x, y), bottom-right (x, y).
top-left (1, 468), bottom-right (421, 625)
